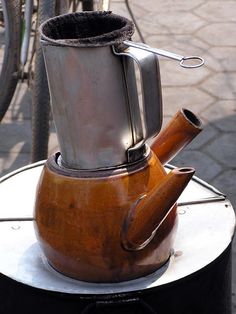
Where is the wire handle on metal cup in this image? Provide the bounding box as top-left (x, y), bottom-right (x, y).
top-left (123, 40), bottom-right (205, 69)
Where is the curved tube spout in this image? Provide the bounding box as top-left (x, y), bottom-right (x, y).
top-left (121, 167), bottom-right (195, 251)
top-left (151, 108), bottom-right (203, 164)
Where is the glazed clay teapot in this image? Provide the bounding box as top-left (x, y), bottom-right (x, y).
top-left (34, 12), bottom-right (203, 283)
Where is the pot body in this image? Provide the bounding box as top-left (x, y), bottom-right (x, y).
top-left (34, 152), bottom-right (178, 283)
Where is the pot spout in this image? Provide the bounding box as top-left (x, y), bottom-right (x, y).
top-left (151, 108), bottom-right (203, 164)
top-left (121, 167), bottom-right (195, 251)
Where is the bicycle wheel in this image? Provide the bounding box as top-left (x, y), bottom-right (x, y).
top-left (31, 0), bottom-right (57, 162)
top-left (0, 0), bottom-right (21, 121)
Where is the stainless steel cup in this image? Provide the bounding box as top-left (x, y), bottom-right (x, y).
top-left (40, 11), bottom-right (162, 169)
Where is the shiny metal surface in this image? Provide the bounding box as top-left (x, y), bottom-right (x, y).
top-left (40, 11), bottom-right (163, 170)
top-left (41, 31), bottom-right (163, 169)
top-left (42, 42), bottom-right (162, 169)
top-left (0, 163), bottom-right (234, 294)
top-left (43, 44), bottom-right (134, 169)
top-left (113, 45), bottom-right (162, 159)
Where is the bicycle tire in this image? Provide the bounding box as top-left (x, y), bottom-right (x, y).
top-left (31, 0), bottom-right (57, 162)
top-left (0, 0), bottom-right (21, 121)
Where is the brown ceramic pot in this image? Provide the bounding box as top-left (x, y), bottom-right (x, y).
top-left (34, 151), bottom-right (194, 283)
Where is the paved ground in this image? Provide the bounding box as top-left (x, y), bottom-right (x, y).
top-left (0, 0), bottom-right (236, 310)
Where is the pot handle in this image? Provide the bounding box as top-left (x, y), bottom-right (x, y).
top-left (112, 44), bottom-right (162, 161)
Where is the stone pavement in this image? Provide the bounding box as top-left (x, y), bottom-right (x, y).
top-left (0, 0), bottom-right (236, 310)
